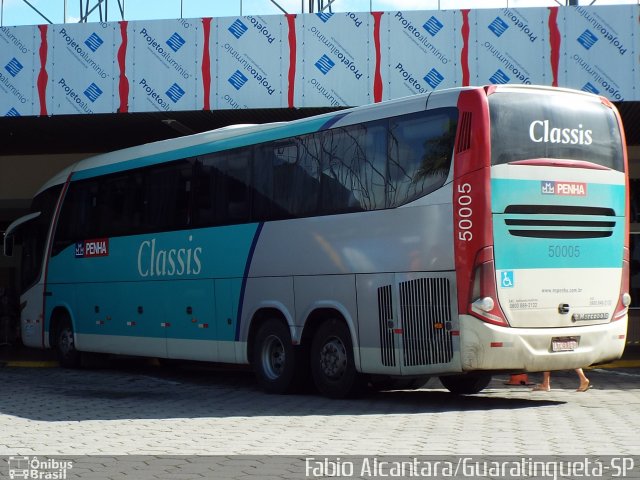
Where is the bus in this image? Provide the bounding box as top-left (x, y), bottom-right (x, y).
top-left (4, 85), bottom-right (630, 398)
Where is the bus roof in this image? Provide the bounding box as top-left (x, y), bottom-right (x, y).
top-left (34, 85), bottom-right (599, 197)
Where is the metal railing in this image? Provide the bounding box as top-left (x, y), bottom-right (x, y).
top-left (1, 0), bottom-right (638, 27)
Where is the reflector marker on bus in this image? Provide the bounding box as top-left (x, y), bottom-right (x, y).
top-left (126, 321), bottom-right (136, 327)
top-left (160, 322), bottom-right (171, 328)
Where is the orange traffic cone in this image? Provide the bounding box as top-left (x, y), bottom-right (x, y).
top-left (505, 373), bottom-right (533, 386)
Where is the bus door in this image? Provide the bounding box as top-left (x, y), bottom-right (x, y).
top-left (4, 213), bottom-right (47, 348)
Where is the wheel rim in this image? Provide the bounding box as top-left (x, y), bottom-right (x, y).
top-left (59, 328), bottom-right (73, 356)
top-left (261, 334), bottom-right (285, 380)
top-left (319, 336), bottom-right (347, 380)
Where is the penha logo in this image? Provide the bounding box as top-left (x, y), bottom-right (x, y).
top-left (5, 57), bottom-right (23, 77)
top-left (228, 19), bottom-right (248, 39)
top-left (541, 181), bottom-right (587, 197)
top-left (84, 32), bottom-right (104, 52)
top-left (83, 83), bottom-right (103, 102)
top-left (75, 238), bottom-right (109, 258)
top-left (423, 68), bottom-right (444, 89)
top-left (423, 16), bottom-right (443, 36)
top-left (488, 17), bottom-right (509, 37)
top-left (577, 29), bottom-right (598, 50)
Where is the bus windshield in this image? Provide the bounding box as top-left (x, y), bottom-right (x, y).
top-left (489, 91), bottom-right (624, 171)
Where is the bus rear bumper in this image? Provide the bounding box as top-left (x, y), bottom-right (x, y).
top-left (458, 315), bottom-right (628, 372)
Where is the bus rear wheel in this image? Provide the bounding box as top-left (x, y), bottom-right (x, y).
top-left (252, 318), bottom-right (300, 394)
top-left (439, 373), bottom-right (492, 394)
top-left (55, 317), bottom-right (81, 368)
top-left (311, 319), bottom-right (363, 398)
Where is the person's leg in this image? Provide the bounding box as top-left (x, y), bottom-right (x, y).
top-left (575, 368), bottom-right (590, 392)
top-left (533, 371), bottom-right (551, 391)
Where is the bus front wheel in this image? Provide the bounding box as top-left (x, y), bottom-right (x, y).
top-left (439, 373), bottom-right (492, 394)
top-left (311, 319), bottom-right (363, 398)
top-left (252, 318), bottom-right (300, 394)
top-left (55, 318), bottom-right (81, 368)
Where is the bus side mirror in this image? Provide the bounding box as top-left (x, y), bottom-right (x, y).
top-left (3, 234), bottom-right (14, 257)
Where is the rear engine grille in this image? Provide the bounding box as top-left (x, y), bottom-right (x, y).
top-left (399, 278), bottom-right (453, 367)
top-left (377, 285), bottom-right (396, 367)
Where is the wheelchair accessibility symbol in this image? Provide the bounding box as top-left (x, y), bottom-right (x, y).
top-left (501, 271), bottom-right (514, 288)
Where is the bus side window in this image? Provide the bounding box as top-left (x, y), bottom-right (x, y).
top-left (97, 172), bottom-right (144, 237)
top-left (53, 180), bottom-right (99, 255)
top-left (387, 108), bottom-right (457, 207)
top-left (268, 136), bottom-right (321, 218)
top-left (321, 121), bottom-right (387, 214)
top-left (194, 148), bottom-right (251, 227)
top-left (142, 161), bottom-right (192, 232)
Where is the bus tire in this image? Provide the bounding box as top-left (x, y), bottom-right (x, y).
top-left (252, 318), bottom-right (300, 394)
top-left (311, 319), bottom-right (363, 399)
top-left (55, 317), bottom-right (81, 369)
top-left (439, 373), bottom-right (492, 394)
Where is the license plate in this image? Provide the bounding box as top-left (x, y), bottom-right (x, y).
top-left (551, 337), bottom-right (579, 352)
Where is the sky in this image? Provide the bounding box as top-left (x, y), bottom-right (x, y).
top-left (0, 0), bottom-right (637, 26)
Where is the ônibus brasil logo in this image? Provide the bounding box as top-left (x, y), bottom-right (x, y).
top-left (541, 181), bottom-right (587, 197)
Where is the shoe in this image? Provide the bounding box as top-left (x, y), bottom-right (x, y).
top-left (576, 380), bottom-right (590, 392)
top-left (532, 384), bottom-right (550, 392)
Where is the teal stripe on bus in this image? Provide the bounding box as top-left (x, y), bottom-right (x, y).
top-left (491, 178), bottom-right (625, 270)
top-left (71, 116), bottom-right (338, 181)
top-left (46, 224), bottom-right (260, 341)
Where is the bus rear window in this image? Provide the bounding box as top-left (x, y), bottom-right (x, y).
top-left (489, 92), bottom-right (624, 172)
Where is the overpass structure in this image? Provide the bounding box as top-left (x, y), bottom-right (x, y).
top-left (0, 4), bottom-right (639, 337)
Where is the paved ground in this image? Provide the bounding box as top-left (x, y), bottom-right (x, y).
top-left (0, 346), bottom-right (639, 478)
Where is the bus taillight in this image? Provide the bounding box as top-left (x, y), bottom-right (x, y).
top-left (469, 247), bottom-right (509, 326)
top-left (613, 247), bottom-right (631, 322)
